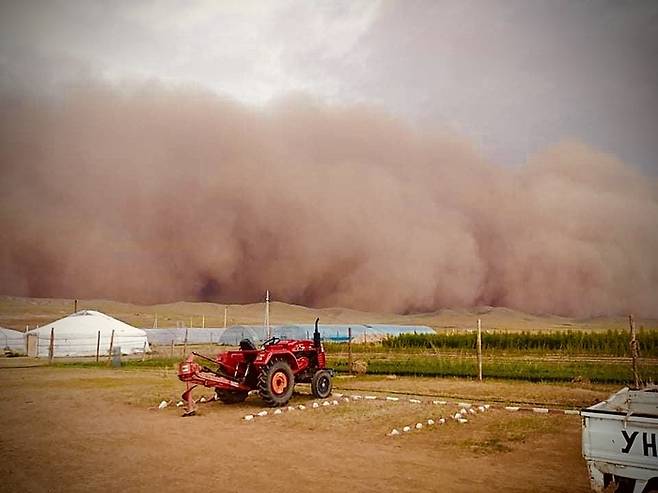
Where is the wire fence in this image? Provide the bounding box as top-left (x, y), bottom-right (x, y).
top-left (29, 332), bottom-right (149, 357)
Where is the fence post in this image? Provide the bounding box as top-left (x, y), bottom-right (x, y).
top-left (629, 314), bottom-right (640, 388)
top-left (48, 327), bottom-right (54, 364)
top-left (183, 328), bottom-right (188, 356)
top-left (348, 327), bottom-right (353, 374)
top-left (170, 339), bottom-right (174, 357)
top-left (108, 329), bottom-right (115, 362)
top-left (477, 318), bottom-right (483, 381)
top-left (96, 330), bottom-right (101, 363)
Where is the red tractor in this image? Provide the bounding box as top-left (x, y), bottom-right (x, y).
top-left (177, 318), bottom-right (333, 414)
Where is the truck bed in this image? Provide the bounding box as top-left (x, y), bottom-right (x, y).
top-left (582, 386), bottom-right (658, 493)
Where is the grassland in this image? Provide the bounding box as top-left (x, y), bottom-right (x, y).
top-left (4, 295), bottom-right (657, 385)
top-left (2, 295), bottom-right (657, 332)
top-left (49, 339), bottom-right (657, 385)
top-left (328, 352), bottom-right (657, 384)
top-left (327, 331), bottom-right (658, 384)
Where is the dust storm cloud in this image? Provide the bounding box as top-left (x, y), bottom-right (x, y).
top-left (0, 85), bottom-right (656, 316)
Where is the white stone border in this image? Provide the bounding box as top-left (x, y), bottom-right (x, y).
top-left (162, 390), bottom-right (581, 420)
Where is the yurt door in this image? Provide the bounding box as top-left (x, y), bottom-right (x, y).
top-left (27, 333), bottom-right (38, 357)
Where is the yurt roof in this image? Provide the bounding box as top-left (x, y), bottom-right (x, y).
top-left (0, 326), bottom-right (22, 334)
top-left (27, 310), bottom-right (146, 338)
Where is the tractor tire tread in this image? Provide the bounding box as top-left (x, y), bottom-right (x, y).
top-left (258, 359), bottom-right (294, 407)
top-left (311, 369), bottom-right (333, 399)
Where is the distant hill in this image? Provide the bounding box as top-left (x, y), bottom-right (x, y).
top-left (0, 296), bottom-right (655, 332)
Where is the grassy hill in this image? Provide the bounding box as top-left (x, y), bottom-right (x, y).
top-left (0, 295), bottom-right (655, 332)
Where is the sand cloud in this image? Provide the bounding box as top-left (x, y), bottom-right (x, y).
top-left (1, 85), bottom-right (656, 316)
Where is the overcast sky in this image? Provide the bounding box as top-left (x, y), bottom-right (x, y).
top-left (1, 0), bottom-right (657, 170)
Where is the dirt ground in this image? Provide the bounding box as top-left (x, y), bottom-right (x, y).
top-left (0, 364), bottom-right (611, 492)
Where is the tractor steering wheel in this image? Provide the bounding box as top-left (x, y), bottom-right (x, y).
top-left (261, 336), bottom-right (280, 347)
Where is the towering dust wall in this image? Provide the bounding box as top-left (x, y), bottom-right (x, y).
top-left (1, 85), bottom-right (657, 316)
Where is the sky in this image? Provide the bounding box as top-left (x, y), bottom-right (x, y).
top-left (1, 0), bottom-right (657, 170)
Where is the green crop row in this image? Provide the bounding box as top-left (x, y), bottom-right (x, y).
top-left (327, 354), bottom-right (657, 384)
top-left (380, 329), bottom-right (658, 357)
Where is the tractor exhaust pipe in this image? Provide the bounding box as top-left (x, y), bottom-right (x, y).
top-left (314, 317), bottom-right (321, 349)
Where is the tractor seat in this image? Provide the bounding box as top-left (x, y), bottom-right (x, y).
top-left (239, 338), bottom-right (257, 351)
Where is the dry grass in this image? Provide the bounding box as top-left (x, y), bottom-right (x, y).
top-left (331, 375), bottom-right (615, 408)
top-left (2, 295), bottom-right (656, 332)
top-left (0, 365), bottom-right (597, 492)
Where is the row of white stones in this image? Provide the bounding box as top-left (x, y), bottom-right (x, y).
top-left (243, 393), bottom-right (351, 420)
top-left (388, 403), bottom-right (492, 436)
top-left (157, 392), bottom-right (581, 418)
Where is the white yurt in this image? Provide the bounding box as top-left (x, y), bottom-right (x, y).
top-left (25, 310), bottom-right (150, 357)
top-left (0, 327), bottom-right (26, 353)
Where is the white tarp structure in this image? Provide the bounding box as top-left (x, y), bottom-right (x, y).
top-left (0, 327), bottom-right (26, 353)
top-left (144, 324), bottom-right (435, 345)
top-left (26, 310), bottom-right (150, 357)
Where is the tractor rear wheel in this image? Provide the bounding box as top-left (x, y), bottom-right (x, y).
top-left (311, 369), bottom-right (332, 399)
top-left (258, 359), bottom-right (294, 407)
top-left (216, 389), bottom-right (248, 404)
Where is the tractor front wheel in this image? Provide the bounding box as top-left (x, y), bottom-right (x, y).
top-left (258, 360), bottom-right (294, 407)
top-left (216, 389), bottom-right (248, 404)
top-left (311, 369), bottom-right (332, 399)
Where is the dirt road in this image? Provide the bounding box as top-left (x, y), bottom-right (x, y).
top-left (0, 366), bottom-right (603, 492)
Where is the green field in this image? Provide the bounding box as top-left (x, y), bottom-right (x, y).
top-left (327, 352), bottom-right (657, 384)
top-left (380, 330), bottom-right (658, 357)
top-left (52, 341), bottom-right (658, 385)
top-left (325, 330), bottom-right (658, 384)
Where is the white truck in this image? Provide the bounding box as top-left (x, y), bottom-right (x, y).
top-left (582, 386), bottom-right (658, 493)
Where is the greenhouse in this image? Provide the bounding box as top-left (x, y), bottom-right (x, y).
top-left (144, 324), bottom-right (434, 346)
